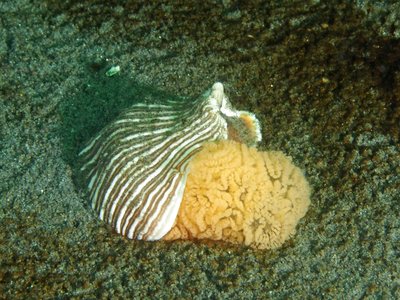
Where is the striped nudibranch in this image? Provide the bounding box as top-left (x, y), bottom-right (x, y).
top-left (79, 82), bottom-right (261, 241)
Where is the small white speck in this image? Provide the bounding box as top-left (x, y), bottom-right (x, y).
top-left (106, 65), bottom-right (121, 77)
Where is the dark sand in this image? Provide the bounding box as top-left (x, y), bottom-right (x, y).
top-left (1, 1), bottom-right (399, 298)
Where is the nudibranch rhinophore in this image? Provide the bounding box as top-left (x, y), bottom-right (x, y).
top-left (79, 83), bottom-right (261, 241)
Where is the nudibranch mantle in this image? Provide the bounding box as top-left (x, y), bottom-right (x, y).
top-left (79, 82), bottom-right (261, 240)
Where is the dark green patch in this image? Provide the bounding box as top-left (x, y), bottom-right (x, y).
top-left (58, 62), bottom-right (179, 171)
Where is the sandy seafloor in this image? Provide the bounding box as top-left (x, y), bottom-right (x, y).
top-left (1, 0), bottom-right (399, 299)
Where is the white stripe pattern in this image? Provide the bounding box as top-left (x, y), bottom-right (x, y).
top-left (80, 82), bottom-right (258, 240)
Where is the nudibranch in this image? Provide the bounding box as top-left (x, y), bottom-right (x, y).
top-left (79, 82), bottom-right (261, 241)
